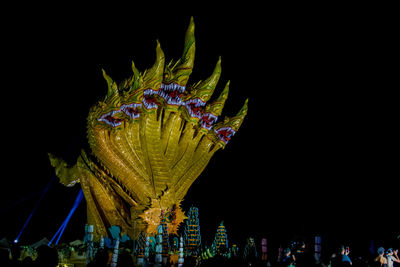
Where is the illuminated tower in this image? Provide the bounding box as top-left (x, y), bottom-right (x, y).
top-left (214, 221), bottom-right (228, 255)
top-left (160, 211), bottom-right (170, 264)
top-left (243, 237), bottom-right (258, 260)
top-left (183, 206), bottom-right (202, 256)
top-left (135, 232), bottom-right (146, 265)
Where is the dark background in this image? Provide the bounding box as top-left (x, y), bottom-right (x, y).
top-left (1, 3), bottom-right (398, 253)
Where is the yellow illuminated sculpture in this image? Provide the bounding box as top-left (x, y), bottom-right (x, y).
top-left (49, 17), bottom-right (248, 240)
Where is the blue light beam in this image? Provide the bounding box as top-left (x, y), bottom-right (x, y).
top-left (49, 189), bottom-right (84, 246)
top-left (14, 175), bottom-right (56, 243)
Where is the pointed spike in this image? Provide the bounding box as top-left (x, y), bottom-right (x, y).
top-left (183, 17), bottom-right (195, 60)
top-left (156, 40), bottom-right (164, 60)
top-left (229, 99), bottom-right (249, 131)
top-left (221, 80), bottom-right (230, 99)
top-left (131, 60), bottom-right (140, 77)
top-left (203, 57), bottom-right (222, 89)
top-left (167, 59), bottom-right (176, 68)
top-left (215, 80), bottom-right (230, 106)
top-left (194, 57), bottom-right (222, 102)
top-left (215, 56), bottom-right (222, 72)
top-left (102, 69), bottom-right (117, 97)
top-left (143, 40), bottom-right (165, 89)
top-left (102, 69), bottom-right (113, 87)
top-left (188, 16), bottom-right (195, 35)
top-left (164, 16), bottom-right (196, 87)
top-left (129, 60), bottom-right (142, 90)
top-left (112, 82), bottom-right (118, 91)
top-left (204, 80), bottom-right (230, 117)
top-left (237, 98), bottom-right (249, 117)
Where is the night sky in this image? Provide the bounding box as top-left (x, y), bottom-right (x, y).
top-left (1, 4), bottom-right (398, 251)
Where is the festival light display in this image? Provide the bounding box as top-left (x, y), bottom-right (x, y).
top-left (261, 238), bottom-right (268, 261)
top-left (160, 211), bottom-right (170, 264)
top-left (48, 17), bottom-right (248, 240)
top-left (183, 206), bottom-right (201, 256)
top-left (135, 232), bottom-right (146, 265)
top-left (243, 237), bottom-right (258, 260)
top-left (214, 221), bottom-right (228, 255)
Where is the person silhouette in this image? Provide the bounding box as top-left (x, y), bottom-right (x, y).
top-left (386, 248), bottom-right (400, 267)
top-left (374, 247), bottom-right (387, 267)
top-left (0, 247), bottom-right (11, 266)
top-left (33, 245), bottom-right (58, 267)
top-left (87, 248), bottom-right (109, 267)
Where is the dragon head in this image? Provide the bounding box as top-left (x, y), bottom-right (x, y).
top-left (211, 99), bottom-right (248, 148)
top-left (50, 17), bottom-right (248, 239)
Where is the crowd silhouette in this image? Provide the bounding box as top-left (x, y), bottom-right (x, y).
top-left (0, 238), bottom-right (399, 266)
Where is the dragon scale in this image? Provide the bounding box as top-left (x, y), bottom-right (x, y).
top-left (49, 17), bottom-right (248, 239)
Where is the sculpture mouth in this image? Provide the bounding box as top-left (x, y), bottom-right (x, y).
top-left (201, 112), bottom-right (218, 130)
top-left (158, 83), bottom-right (185, 106)
top-left (143, 89), bottom-right (159, 110)
top-left (121, 103), bottom-right (142, 119)
top-left (98, 110), bottom-right (123, 127)
top-left (184, 98), bottom-right (205, 119)
top-left (214, 126), bottom-right (236, 144)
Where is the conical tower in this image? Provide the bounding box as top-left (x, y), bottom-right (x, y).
top-left (243, 237), bottom-right (258, 260)
top-left (183, 206), bottom-right (202, 256)
top-left (214, 221), bottom-right (228, 255)
top-left (135, 232), bottom-right (147, 265)
top-left (160, 211), bottom-right (170, 264)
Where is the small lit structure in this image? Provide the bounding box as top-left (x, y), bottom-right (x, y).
top-left (183, 206), bottom-right (202, 256)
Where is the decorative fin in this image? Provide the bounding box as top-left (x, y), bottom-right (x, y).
top-left (143, 40), bottom-right (165, 90)
top-left (163, 17), bottom-right (195, 87)
top-left (199, 80), bottom-right (230, 132)
top-left (130, 60), bottom-right (141, 91)
top-left (120, 60), bottom-right (144, 104)
top-left (231, 98), bottom-right (249, 131)
top-left (182, 16), bottom-right (195, 63)
top-left (48, 153), bottom-right (79, 187)
top-left (102, 69), bottom-right (118, 98)
top-left (209, 99), bottom-right (248, 148)
top-left (192, 57), bottom-right (222, 103)
top-left (205, 80), bottom-right (230, 116)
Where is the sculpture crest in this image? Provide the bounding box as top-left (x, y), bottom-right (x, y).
top-left (49, 17), bottom-right (248, 239)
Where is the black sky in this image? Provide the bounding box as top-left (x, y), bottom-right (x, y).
top-left (1, 4), bottom-right (398, 249)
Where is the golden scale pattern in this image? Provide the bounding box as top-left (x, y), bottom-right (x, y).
top-left (49, 17), bottom-right (248, 239)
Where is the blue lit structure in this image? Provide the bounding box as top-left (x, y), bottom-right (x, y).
top-left (183, 206), bottom-right (202, 256)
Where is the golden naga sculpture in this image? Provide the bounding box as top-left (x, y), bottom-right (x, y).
top-left (49, 17), bottom-right (248, 240)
